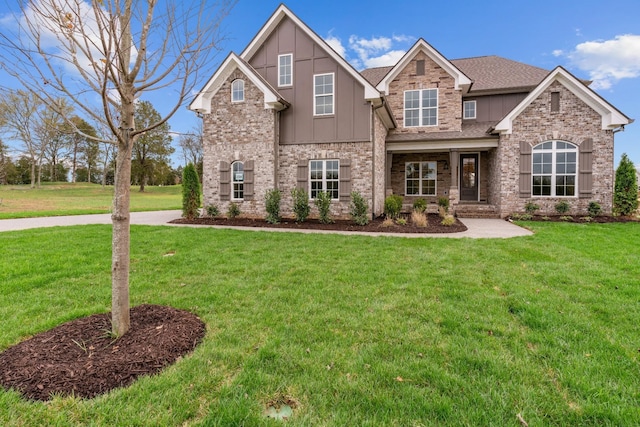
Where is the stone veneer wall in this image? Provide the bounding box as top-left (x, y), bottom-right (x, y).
top-left (496, 81), bottom-right (614, 216)
top-left (386, 51), bottom-right (462, 136)
top-left (372, 113), bottom-right (387, 216)
top-left (202, 69), bottom-right (277, 217)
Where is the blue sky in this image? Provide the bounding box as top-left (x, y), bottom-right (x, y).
top-left (1, 0), bottom-right (639, 168)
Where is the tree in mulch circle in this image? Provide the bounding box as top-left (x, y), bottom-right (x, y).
top-left (182, 162), bottom-right (201, 220)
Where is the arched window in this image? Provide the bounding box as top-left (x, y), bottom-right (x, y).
top-left (532, 140), bottom-right (577, 196)
top-left (231, 79), bottom-right (244, 102)
top-left (232, 161), bottom-right (244, 200)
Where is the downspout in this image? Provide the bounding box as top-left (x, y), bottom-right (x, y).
top-left (371, 98), bottom-right (387, 220)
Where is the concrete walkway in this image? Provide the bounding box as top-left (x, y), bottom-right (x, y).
top-left (0, 210), bottom-right (532, 238)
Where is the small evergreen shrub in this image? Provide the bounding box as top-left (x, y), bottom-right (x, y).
top-left (384, 194), bottom-right (403, 219)
top-left (437, 196), bottom-right (449, 212)
top-left (181, 163), bottom-right (201, 220)
top-left (396, 217), bottom-right (407, 226)
top-left (587, 201), bottom-right (602, 217)
top-left (314, 191), bottom-right (334, 224)
top-left (265, 189), bottom-right (282, 224)
top-left (349, 191), bottom-right (369, 226)
top-left (227, 202), bottom-right (240, 219)
top-left (206, 204), bottom-right (220, 218)
top-left (613, 153), bottom-right (638, 216)
top-left (555, 200), bottom-right (570, 214)
top-left (559, 215), bottom-right (573, 222)
top-left (411, 209), bottom-right (428, 227)
top-left (441, 214), bottom-right (456, 226)
top-left (524, 202), bottom-right (540, 215)
top-left (413, 198), bottom-right (427, 213)
top-left (291, 188), bottom-right (310, 223)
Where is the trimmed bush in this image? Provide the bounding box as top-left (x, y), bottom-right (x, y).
top-left (384, 194), bottom-right (403, 219)
top-left (524, 202), bottom-right (540, 215)
top-left (350, 191), bottom-right (369, 226)
top-left (227, 202), bottom-right (240, 219)
top-left (181, 163), bottom-right (201, 220)
top-left (314, 191), bottom-right (333, 224)
top-left (265, 189), bottom-right (282, 224)
top-left (613, 153), bottom-right (638, 216)
top-left (438, 196), bottom-right (449, 212)
top-left (587, 201), bottom-right (602, 217)
top-left (291, 188), bottom-right (311, 223)
top-left (413, 198), bottom-right (427, 213)
top-left (555, 200), bottom-right (570, 214)
top-left (206, 204), bottom-right (220, 218)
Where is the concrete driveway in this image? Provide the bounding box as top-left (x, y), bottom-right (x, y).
top-left (0, 210), bottom-right (532, 238)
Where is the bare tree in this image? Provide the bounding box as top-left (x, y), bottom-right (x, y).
top-left (0, 0), bottom-right (234, 335)
top-left (178, 122), bottom-right (203, 167)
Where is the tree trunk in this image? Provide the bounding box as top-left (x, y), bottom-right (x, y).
top-left (30, 160), bottom-right (35, 189)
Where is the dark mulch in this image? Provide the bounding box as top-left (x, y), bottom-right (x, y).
top-left (0, 304), bottom-right (206, 401)
top-left (170, 213), bottom-right (468, 234)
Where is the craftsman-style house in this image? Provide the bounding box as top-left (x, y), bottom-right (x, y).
top-left (189, 4), bottom-right (632, 219)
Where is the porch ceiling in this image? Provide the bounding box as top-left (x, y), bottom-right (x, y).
top-left (386, 138), bottom-right (498, 153)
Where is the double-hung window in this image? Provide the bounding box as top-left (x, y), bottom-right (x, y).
top-left (314, 73), bottom-right (334, 116)
top-left (463, 100), bottom-right (476, 119)
top-left (404, 89), bottom-right (437, 127)
top-left (232, 161), bottom-right (244, 199)
top-left (278, 54), bottom-right (293, 87)
top-left (405, 161), bottom-right (436, 196)
top-left (231, 79), bottom-right (244, 103)
top-left (310, 159), bottom-right (339, 199)
top-left (532, 141), bottom-right (577, 196)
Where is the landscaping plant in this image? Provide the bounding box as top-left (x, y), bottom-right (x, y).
top-left (291, 188), bottom-right (311, 223)
top-left (413, 198), bottom-right (427, 213)
top-left (314, 191), bottom-right (333, 224)
top-left (265, 189), bottom-right (282, 224)
top-left (227, 202), bottom-right (240, 219)
top-left (349, 191), bottom-right (369, 226)
top-left (613, 153), bottom-right (638, 216)
top-left (555, 200), bottom-right (570, 214)
top-left (181, 163), bottom-right (201, 220)
top-left (384, 194), bottom-right (403, 219)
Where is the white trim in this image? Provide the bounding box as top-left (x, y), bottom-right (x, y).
top-left (313, 72), bottom-right (335, 116)
top-left (231, 161), bottom-right (244, 201)
top-left (494, 66), bottom-right (631, 134)
top-left (463, 100), bottom-right (476, 119)
top-left (278, 53), bottom-right (293, 87)
top-left (376, 39), bottom-right (472, 95)
top-left (231, 79), bottom-right (244, 103)
top-left (404, 161), bottom-right (437, 196)
top-left (404, 88), bottom-right (438, 127)
top-left (531, 140), bottom-right (578, 198)
top-left (240, 4), bottom-right (380, 100)
top-left (386, 139), bottom-right (499, 153)
top-left (309, 159), bottom-right (339, 199)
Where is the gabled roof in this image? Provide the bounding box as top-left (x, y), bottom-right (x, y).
top-left (493, 66), bottom-right (632, 134)
top-left (375, 39), bottom-right (472, 95)
top-left (189, 52), bottom-right (288, 114)
top-left (451, 56), bottom-right (550, 94)
top-left (240, 4), bottom-right (380, 101)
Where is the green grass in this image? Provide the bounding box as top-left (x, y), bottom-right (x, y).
top-left (1, 221), bottom-right (639, 425)
top-left (0, 182), bottom-right (181, 219)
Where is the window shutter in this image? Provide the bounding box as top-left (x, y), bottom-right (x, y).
top-left (244, 160), bottom-right (254, 201)
top-left (339, 159), bottom-right (352, 201)
top-left (579, 138), bottom-right (593, 198)
top-left (519, 141), bottom-right (532, 198)
top-left (296, 160), bottom-right (308, 190)
top-left (219, 161), bottom-right (230, 201)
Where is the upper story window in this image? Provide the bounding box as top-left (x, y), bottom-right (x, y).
top-left (405, 161), bottom-right (436, 196)
top-left (314, 73), bottom-right (334, 116)
top-left (231, 79), bottom-right (244, 103)
top-left (463, 100), bottom-right (476, 119)
top-left (278, 54), bottom-right (293, 87)
top-left (310, 159), bottom-right (339, 199)
top-left (404, 89), bottom-right (437, 127)
top-left (532, 141), bottom-right (577, 197)
top-left (232, 161), bottom-right (244, 199)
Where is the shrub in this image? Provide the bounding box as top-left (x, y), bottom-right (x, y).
top-left (291, 188), bottom-right (310, 223)
top-left (227, 202), bottom-right (240, 219)
top-left (511, 213), bottom-right (532, 221)
top-left (413, 198), bottom-right (427, 213)
top-left (265, 189), bottom-right (282, 224)
top-left (350, 191), bottom-right (369, 226)
top-left (441, 214), bottom-right (456, 226)
top-left (587, 201), bottom-right (602, 217)
top-left (559, 215), bottom-right (573, 222)
top-left (381, 217), bottom-right (395, 228)
top-left (524, 202), bottom-right (540, 215)
top-left (181, 163), bottom-right (201, 220)
top-left (384, 194), bottom-right (403, 219)
top-left (206, 204), bottom-right (220, 218)
top-left (314, 191), bottom-right (333, 224)
top-left (411, 209), bottom-right (428, 227)
top-left (613, 153), bottom-right (638, 216)
top-left (396, 217), bottom-right (407, 226)
top-left (438, 196), bottom-right (449, 213)
top-left (555, 200), bottom-right (570, 214)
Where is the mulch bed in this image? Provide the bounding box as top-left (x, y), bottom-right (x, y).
top-left (511, 214), bottom-right (638, 223)
top-left (170, 213), bottom-right (468, 234)
top-left (0, 304), bottom-right (206, 401)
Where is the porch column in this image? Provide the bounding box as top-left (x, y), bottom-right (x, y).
top-left (386, 152), bottom-right (393, 196)
top-left (449, 150), bottom-right (459, 207)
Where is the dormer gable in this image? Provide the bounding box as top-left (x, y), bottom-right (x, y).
top-left (493, 66), bottom-right (632, 134)
top-left (376, 39), bottom-right (472, 95)
top-left (189, 52), bottom-right (288, 114)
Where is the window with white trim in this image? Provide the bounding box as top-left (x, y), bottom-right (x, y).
top-left (532, 141), bottom-right (577, 196)
top-left (463, 100), bottom-right (476, 119)
top-left (278, 54), bottom-right (293, 87)
top-left (405, 161), bottom-right (436, 196)
top-left (310, 159), bottom-right (339, 199)
top-left (231, 79), bottom-right (244, 103)
top-left (314, 73), bottom-right (334, 116)
top-left (404, 89), bottom-right (437, 127)
top-left (232, 161), bottom-right (244, 199)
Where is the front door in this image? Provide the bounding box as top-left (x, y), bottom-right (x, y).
top-left (460, 154), bottom-right (479, 201)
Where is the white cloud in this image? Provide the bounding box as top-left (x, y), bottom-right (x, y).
top-left (324, 34), bottom-right (412, 70)
top-left (362, 50), bottom-right (406, 69)
top-left (566, 34), bottom-right (640, 90)
top-left (325, 35), bottom-right (346, 59)
top-left (552, 49), bottom-right (564, 57)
